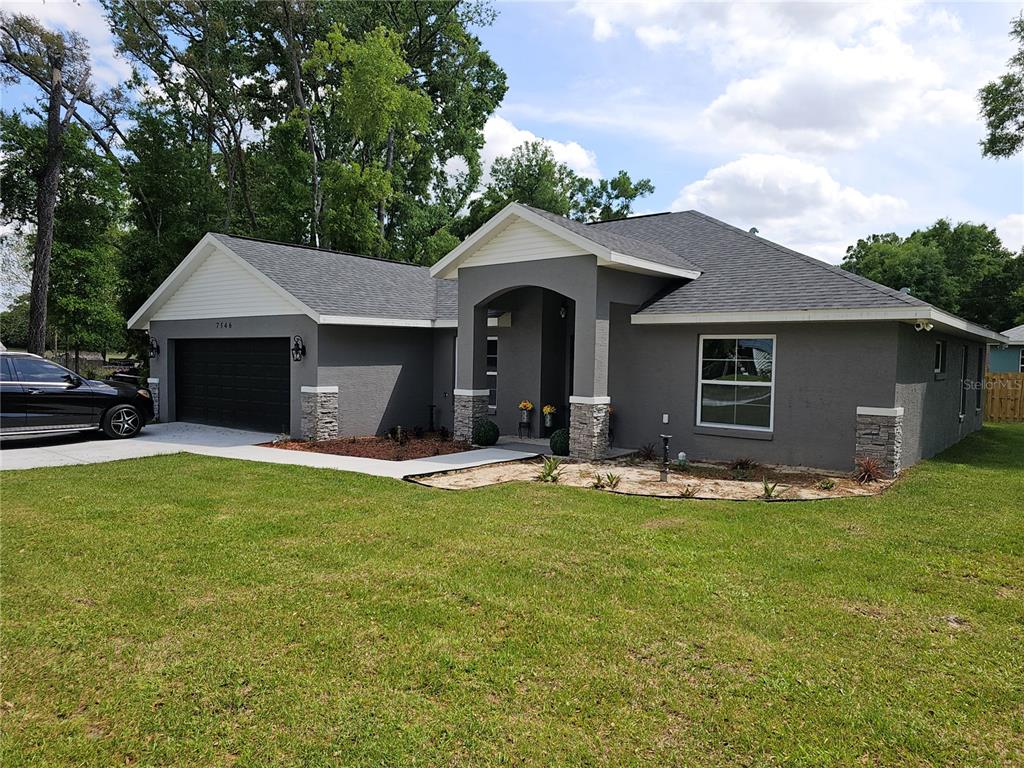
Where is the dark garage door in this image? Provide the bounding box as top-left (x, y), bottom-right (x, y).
top-left (175, 338), bottom-right (290, 433)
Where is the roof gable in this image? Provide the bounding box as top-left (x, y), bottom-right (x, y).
top-left (430, 203), bottom-right (701, 279)
top-left (150, 246), bottom-right (303, 323)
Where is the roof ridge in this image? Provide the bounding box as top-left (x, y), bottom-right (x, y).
top-left (212, 232), bottom-right (431, 272)
top-left (679, 211), bottom-right (925, 309)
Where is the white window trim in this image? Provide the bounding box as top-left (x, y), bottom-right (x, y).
top-left (1019, 348), bottom-right (1024, 373)
top-left (696, 334), bottom-right (776, 433)
top-left (486, 335), bottom-right (498, 414)
top-left (934, 340), bottom-right (947, 375)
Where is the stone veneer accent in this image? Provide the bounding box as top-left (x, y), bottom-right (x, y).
top-left (854, 406), bottom-right (903, 478)
top-left (301, 386), bottom-right (339, 441)
top-left (454, 391), bottom-right (490, 442)
top-left (569, 399), bottom-right (611, 460)
top-left (146, 377), bottom-right (160, 422)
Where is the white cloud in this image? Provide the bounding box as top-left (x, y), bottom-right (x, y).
top-left (568, 2), bottom-right (994, 154)
top-left (995, 214), bottom-right (1024, 253)
top-left (672, 154), bottom-right (907, 263)
top-left (8, 0), bottom-right (131, 88)
top-left (482, 115), bottom-right (601, 180)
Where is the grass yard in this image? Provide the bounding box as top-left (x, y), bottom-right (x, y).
top-left (2, 425), bottom-right (1022, 766)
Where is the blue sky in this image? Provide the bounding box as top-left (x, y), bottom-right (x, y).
top-left (4, 0), bottom-right (1023, 264)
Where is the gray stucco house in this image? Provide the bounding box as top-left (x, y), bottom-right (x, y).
top-left (129, 203), bottom-right (1007, 476)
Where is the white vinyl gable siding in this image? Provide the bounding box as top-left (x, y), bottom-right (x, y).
top-left (151, 247), bottom-right (301, 322)
top-left (458, 218), bottom-right (589, 270)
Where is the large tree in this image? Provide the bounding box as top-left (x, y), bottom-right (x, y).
top-left (101, 0), bottom-right (506, 262)
top-left (0, 113), bottom-right (125, 365)
top-left (978, 13), bottom-right (1024, 158)
top-left (842, 220), bottom-right (1024, 329)
top-left (454, 141), bottom-right (656, 238)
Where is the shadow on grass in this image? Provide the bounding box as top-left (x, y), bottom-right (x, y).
top-left (927, 422), bottom-right (1024, 470)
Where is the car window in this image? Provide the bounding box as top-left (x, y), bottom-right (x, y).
top-left (0, 357), bottom-right (14, 382)
top-left (11, 356), bottom-right (73, 383)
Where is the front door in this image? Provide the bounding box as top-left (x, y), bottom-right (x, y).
top-left (9, 356), bottom-right (97, 429)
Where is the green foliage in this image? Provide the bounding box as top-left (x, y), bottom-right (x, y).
top-left (636, 443), bottom-right (657, 461)
top-left (678, 483), bottom-right (700, 498)
top-left (538, 456), bottom-right (563, 483)
top-left (816, 478), bottom-right (837, 491)
top-left (842, 219), bottom-right (1024, 329)
top-left (472, 419), bottom-right (499, 446)
top-left (549, 428), bottom-right (570, 456)
top-left (591, 471), bottom-right (621, 490)
top-left (0, 113), bottom-right (125, 354)
top-left (0, 293), bottom-right (30, 348)
top-left (454, 141), bottom-right (655, 239)
top-left (978, 14), bottom-right (1024, 158)
top-left (760, 477), bottom-right (780, 500)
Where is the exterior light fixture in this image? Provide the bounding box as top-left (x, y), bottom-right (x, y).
top-left (291, 335), bottom-right (306, 362)
top-left (148, 337), bottom-right (160, 358)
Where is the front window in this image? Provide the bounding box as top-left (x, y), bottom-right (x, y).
top-left (697, 336), bottom-right (774, 431)
top-left (486, 336), bottom-right (498, 413)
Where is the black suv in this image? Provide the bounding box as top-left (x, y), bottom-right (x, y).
top-left (0, 352), bottom-right (154, 439)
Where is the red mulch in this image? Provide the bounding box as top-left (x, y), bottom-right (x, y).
top-left (264, 434), bottom-right (471, 461)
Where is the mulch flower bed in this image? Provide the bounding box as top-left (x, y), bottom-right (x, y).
top-left (265, 434), bottom-right (470, 461)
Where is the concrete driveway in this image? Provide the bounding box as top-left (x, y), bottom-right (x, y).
top-left (0, 422), bottom-right (539, 478)
top-left (0, 422), bottom-right (275, 471)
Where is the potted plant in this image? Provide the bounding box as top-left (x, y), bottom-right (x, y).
top-left (542, 403), bottom-right (557, 428)
top-left (518, 399), bottom-right (534, 423)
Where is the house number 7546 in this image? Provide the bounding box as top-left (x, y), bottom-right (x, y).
top-left (216, 321), bottom-right (233, 329)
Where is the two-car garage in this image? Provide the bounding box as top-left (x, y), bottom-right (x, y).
top-left (174, 338), bottom-right (290, 433)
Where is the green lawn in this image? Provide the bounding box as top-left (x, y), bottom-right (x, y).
top-left (2, 426), bottom-right (1023, 766)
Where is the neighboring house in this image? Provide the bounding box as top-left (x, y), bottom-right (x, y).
top-left (129, 203), bottom-right (1007, 476)
top-left (988, 324), bottom-right (1024, 372)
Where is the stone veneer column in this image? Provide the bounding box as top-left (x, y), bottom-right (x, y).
top-left (454, 389), bottom-right (490, 442)
top-left (146, 377), bottom-right (160, 422)
top-left (301, 385), bottom-right (339, 441)
top-left (569, 396), bottom-right (611, 460)
top-left (854, 406), bottom-right (904, 478)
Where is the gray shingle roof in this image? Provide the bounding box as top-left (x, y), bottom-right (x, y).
top-left (1002, 323), bottom-right (1024, 343)
top-left (213, 234), bottom-right (457, 322)
top-left (521, 205), bottom-right (701, 274)
top-left (588, 211), bottom-right (930, 314)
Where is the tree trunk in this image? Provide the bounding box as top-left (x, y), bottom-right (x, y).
top-left (27, 59), bottom-right (65, 356)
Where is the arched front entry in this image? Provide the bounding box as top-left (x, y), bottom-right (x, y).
top-left (452, 255), bottom-right (611, 459)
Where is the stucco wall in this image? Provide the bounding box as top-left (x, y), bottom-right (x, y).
top-left (148, 314), bottom-right (317, 436)
top-left (608, 309), bottom-right (901, 470)
top-left (988, 345), bottom-right (1022, 373)
top-left (432, 329), bottom-right (456, 433)
top-left (317, 325), bottom-right (437, 436)
top-left (895, 325), bottom-right (985, 465)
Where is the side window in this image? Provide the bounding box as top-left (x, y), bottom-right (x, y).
top-left (0, 357), bottom-right (14, 382)
top-left (976, 348), bottom-right (984, 410)
top-left (933, 340), bottom-right (947, 375)
top-left (1019, 348), bottom-right (1024, 373)
top-left (11, 357), bottom-right (73, 383)
top-left (959, 345), bottom-right (968, 417)
top-left (486, 336), bottom-right (498, 413)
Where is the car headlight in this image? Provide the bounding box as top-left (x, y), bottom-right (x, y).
top-left (138, 388), bottom-right (152, 399)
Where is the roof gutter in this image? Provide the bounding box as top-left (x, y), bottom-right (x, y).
top-left (630, 306), bottom-right (1008, 343)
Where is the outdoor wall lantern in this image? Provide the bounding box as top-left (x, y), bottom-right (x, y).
top-left (291, 335), bottom-right (306, 362)
top-left (148, 336), bottom-right (160, 358)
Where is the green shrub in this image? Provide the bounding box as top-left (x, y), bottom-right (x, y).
top-left (472, 419), bottom-right (499, 446)
top-left (549, 428), bottom-right (569, 456)
top-left (538, 456), bottom-right (563, 483)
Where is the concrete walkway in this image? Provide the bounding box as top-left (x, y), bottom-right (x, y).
top-left (0, 422), bottom-right (539, 478)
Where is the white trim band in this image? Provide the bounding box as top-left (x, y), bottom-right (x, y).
top-left (147, 377), bottom-right (159, 384)
top-left (856, 406), bottom-right (904, 417)
top-left (454, 389), bottom-right (490, 397)
top-left (301, 386), bottom-right (339, 394)
top-left (630, 306), bottom-right (1007, 344)
top-left (569, 395), bottom-right (612, 405)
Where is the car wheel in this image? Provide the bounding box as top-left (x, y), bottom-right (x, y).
top-left (102, 404), bottom-right (142, 439)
